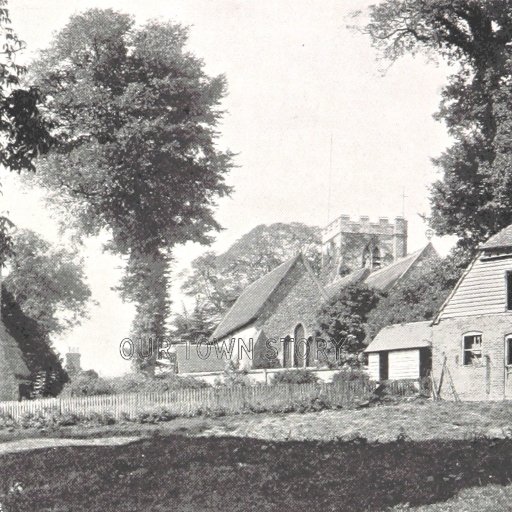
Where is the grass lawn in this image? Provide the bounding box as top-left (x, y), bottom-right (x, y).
top-left (2, 400), bottom-right (512, 511)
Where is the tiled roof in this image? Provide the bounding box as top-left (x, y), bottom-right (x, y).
top-left (481, 225), bottom-right (512, 249)
top-left (364, 243), bottom-right (436, 292)
top-left (364, 321), bottom-right (432, 352)
top-left (324, 267), bottom-right (370, 298)
top-left (175, 344), bottom-right (227, 373)
top-left (0, 321), bottom-right (30, 379)
top-left (211, 255), bottom-right (301, 341)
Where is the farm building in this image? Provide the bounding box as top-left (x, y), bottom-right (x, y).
top-left (0, 319), bottom-right (31, 401)
top-left (364, 321), bottom-right (432, 381)
top-left (432, 224), bottom-right (512, 401)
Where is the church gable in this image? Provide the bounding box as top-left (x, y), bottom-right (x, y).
top-left (256, 256), bottom-right (325, 340)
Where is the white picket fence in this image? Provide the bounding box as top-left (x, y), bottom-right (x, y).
top-left (0, 381), bottom-right (377, 422)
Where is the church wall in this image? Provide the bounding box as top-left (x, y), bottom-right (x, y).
top-left (255, 260), bottom-right (325, 368)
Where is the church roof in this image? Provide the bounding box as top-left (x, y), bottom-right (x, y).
top-left (0, 320), bottom-right (30, 379)
top-left (364, 243), bottom-right (437, 292)
top-left (364, 321), bottom-right (432, 352)
top-left (481, 224), bottom-right (512, 250)
top-left (324, 267), bottom-right (370, 298)
top-left (211, 254), bottom-right (302, 341)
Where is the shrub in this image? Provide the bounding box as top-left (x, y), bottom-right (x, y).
top-left (332, 368), bottom-right (370, 383)
top-left (60, 371), bottom-right (114, 397)
top-left (216, 360), bottom-right (250, 387)
top-left (107, 372), bottom-right (210, 394)
top-left (271, 369), bottom-right (318, 385)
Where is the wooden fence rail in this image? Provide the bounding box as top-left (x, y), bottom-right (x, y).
top-left (0, 379), bottom-right (425, 423)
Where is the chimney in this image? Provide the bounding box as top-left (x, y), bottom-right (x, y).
top-left (65, 347), bottom-right (82, 375)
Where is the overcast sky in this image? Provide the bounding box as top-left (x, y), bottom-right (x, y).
top-left (0, 0), bottom-right (454, 376)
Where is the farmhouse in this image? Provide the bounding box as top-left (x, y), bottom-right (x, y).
top-left (0, 319), bottom-right (31, 401)
top-left (364, 321), bottom-right (432, 381)
top-left (432, 224), bottom-right (512, 401)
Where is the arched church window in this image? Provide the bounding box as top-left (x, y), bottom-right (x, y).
top-left (362, 243), bottom-right (381, 270)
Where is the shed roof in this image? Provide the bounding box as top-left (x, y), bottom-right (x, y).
top-left (364, 321), bottom-right (432, 353)
top-left (0, 321), bottom-right (30, 379)
top-left (211, 254), bottom-right (301, 341)
top-left (481, 224), bottom-right (512, 250)
top-left (365, 243), bottom-right (436, 292)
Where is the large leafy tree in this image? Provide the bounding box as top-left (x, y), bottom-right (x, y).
top-left (362, 1), bottom-right (512, 249)
top-left (29, 9), bottom-right (233, 367)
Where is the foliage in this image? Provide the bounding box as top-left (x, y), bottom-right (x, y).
top-left (30, 9), bottom-right (233, 254)
top-left (361, 1), bottom-right (512, 249)
top-left (367, 251), bottom-right (468, 337)
top-left (118, 249), bottom-right (171, 374)
top-left (2, 286), bottom-right (68, 397)
top-left (171, 299), bottom-right (218, 344)
top-left (3, 229), bottom-right (91, 335)
top-left (179, 223), bottom-right (321, 339)
top-left (271, 369), bottom-right (318, 385)
top-left (0, 0), bottom-right (52, 264)
top-left (314, 283), bottom-right (383, 366)
top-left (60, 370), bottom-right (114, 397)
top-left (332, 368), bottom-right (370, 383)
top-left (29, 8), bottom-right (234, 371)
top-left (61, 371), bottom-right (209, 396)
top-left (216, 360), bottom-right (250, 387)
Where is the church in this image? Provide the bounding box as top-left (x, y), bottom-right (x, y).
top-left (210, 214), bottom-right (438, 370)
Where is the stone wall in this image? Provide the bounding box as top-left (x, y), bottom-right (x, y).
top-left (432, 314), bottom-right (512, 401)
top-left (322, 215), bottom-right (408, 275)
top-left (255, 260), bottom-right (325, 367)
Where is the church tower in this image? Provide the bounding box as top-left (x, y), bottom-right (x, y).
top-left (322, 214), bottom-right (408, 276)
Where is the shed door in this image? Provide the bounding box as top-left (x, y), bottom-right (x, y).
top-left (379, 352), bottom-right (389, 381)
top-left (505, 337), bottom-right (512, 398)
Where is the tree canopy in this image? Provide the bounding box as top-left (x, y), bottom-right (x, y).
top-left (314, 283), bottom-right (382, 367)
top-left (30, 9), bottom-right (233, 255)
top-left (1, 229), bottom-right (91, 395)
top-left (362, 1), bottom-right (512, 249)
top-left (3, 229), bottom-right (91, 335)
top-left (28, 9), bottom-right (234, 368)
top-left (178, 222), bottom-right (321, 340)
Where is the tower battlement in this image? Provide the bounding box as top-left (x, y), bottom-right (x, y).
top-left (322, 214), bottom-right (408, 274)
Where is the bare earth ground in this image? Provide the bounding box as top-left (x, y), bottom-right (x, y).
top-left (2, 401), bottom-right (512, 511)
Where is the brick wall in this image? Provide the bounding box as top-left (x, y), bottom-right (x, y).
top-left (433, 314), bottom-right (512, 401)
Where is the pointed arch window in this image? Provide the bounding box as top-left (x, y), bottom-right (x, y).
top-left (362, 243), bottom-right (381, 270)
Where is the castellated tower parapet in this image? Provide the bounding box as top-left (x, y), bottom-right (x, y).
top-left (322, 214), bottom-right (408, 273)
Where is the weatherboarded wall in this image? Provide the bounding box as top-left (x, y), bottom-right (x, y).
top-left (432, 314), bottom-right (512, 401)
top-left (438, 257), bottom-right (512, 320)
